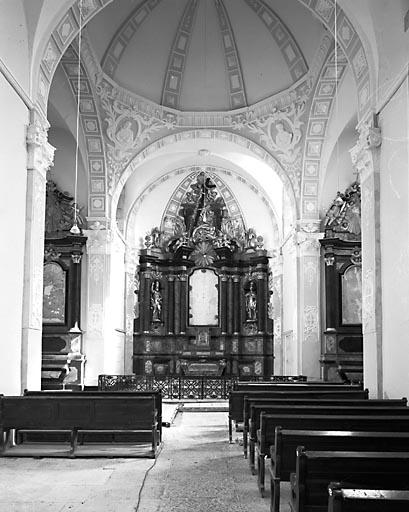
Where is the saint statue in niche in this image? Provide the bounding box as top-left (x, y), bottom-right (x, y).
top-left (245, 281), bottom-right (257, 321)
top-left (151, 280), bottom-right (162, 322)
top-left (274, 122), bottom-right (293, 150)
top-left (115, 119), bottom-right (135, 146)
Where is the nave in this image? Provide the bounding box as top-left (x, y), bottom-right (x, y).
top-left (0, 407), bottom-right (281, 512)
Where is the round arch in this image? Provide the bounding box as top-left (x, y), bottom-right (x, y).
top-left (110, 129), bottom-right (297, 232)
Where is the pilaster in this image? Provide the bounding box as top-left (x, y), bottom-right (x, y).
top-left (83, 227), bottom-right (125, 384)
top-left (22, 108), bottom-right (55, 391)
top-left (296, 221), bottom-right (323, 379)
top-left (350, 120), bottom-right (382, 397)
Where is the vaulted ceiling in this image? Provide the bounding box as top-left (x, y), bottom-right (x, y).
top-left (86, 0), bottom-right (326, 111)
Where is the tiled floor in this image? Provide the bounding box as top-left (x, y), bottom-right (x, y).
top-left (0, 408), bottom-right (290, 512)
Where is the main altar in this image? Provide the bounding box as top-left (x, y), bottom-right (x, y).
top-left (133, 171), bottom-right (274, 378)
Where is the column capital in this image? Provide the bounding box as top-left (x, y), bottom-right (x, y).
top-left (350, 121), bottom-right (381, 180)
top-left (84, 228), bottom-right (114, 255)
top-left (295, 230), bottom-right (323, 256)
top-left (26, 108), bottom-right (55, 178)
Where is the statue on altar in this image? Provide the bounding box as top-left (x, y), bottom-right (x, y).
top-left (151, 280), bottom-right (162, 322)
top-left (245, 281), bottom-right (257, 321)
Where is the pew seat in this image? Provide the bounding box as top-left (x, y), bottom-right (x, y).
top-left (290, 450), bottom-right (409, 512)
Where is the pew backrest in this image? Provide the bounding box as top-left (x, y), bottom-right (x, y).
top-left (293, 449), bottom-right (409, 512)
top-left (1, 395), bottom-right (157, 430)
top-left (229, 389), bottom-right (369, 423)
top-left (259, 413), bottom-right (409, 456)
top-left (244, 397), bottom-right (407, 429)
top-left (250, 404), bottom-right (409, 440)
top-left (273, 428), bottom-right (409, 481)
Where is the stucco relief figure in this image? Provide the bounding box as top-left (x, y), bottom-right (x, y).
top-left (115, 120), bottom-right (135, 146)
top-left (275, 122), bottom-right (293, 150)
top-left (151, 280), bottom-right (162, 322)
top-left (245, 281), bottom-right (257, 321)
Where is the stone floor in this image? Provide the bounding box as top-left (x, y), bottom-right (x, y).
top-left (0, 405), bottom-right (291, 512)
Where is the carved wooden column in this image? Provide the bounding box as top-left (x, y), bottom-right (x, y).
top-left (22, 108), bottom-right (55, 391)
top-left (167, 275), bottom-right (175, 334)
top-left (220, 273), bottom-right (228, 335)
top-left (142, 270), bottom-right (152, 333)
top-left (227, 276), bottom-right (234, 334)
top-left (174, 277), bottom-right (181, 335)
top-left (179, 273), bottom-right (187, 335)
top-left (323, 248), bottom-right (336, 329)
top-left (350, 121), bottom-right (382, 397)
top-left (232, 275), bottom-right (241, 335)
top-left (256, 272), bottom-right (265, 334)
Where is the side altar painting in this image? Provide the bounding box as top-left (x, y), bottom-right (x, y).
top-left (41, 181), bottom-right (87, 390)
top-left (133, 171), bottom-right (274, 379)
top-left (320, 181), bottom-right (363, 383)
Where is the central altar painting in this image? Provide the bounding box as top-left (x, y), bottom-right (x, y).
top-left (133, 171), bottom-right (273, 378)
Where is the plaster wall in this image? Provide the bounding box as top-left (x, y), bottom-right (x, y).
top-left (0, 73), bottom-right (29, 394)
top-left (379, 76), bottom-right (409, 399)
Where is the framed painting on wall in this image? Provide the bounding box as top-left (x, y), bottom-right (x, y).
top-left (42, 261), bottom-right (67, 324)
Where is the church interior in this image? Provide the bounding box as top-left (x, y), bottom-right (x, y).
top-left (1, 0), bottom-right (409, 510)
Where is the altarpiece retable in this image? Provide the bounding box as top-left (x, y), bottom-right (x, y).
top-left (133, 172), bottom-right (274, 378)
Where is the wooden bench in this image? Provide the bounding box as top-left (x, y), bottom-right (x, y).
top-left (229, 388), bottom-right (369, 442)
top-left (290, 450), bottom-right (409, 512)
top-left (243, 397), bottom-right (407, 458)
top-left (248, 403), bottom-right (409, 471)
top-left (256, 414), bottom-right (409, 497)
top-left (23, 389), bottom-right (163, 441)
top-left (0, 395), bottom-right (160, 458)
top-left (270, 430), bottom-right (409, 512)
top-left (328, 482), bottom-right (409, 512)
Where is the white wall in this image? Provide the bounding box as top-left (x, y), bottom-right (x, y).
top-left (379, 76), bottom-right (409, 399)
top-left (0, 73), bottom-right (29, 394)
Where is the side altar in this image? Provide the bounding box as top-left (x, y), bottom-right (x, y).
top-left (133, 172), bottom-right (274, 378)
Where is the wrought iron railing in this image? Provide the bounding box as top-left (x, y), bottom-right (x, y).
top-left (98, 374), bottom-right (307, 399)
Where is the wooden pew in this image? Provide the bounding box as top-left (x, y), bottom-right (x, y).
top-left (248, 403), bottom-right (409, 471)
top-left (243, 397), bottom-right (406, 458)
top-left (256, 414), bottom-right (409, 497)
top-left (328, 482), bottom-right (409, 512)
top-left (24, 389), bottom-right (163, 441)
top-left (290, 450), bottom-right (409, 512)
top-left (228, 388), bottom-right (369, 442)
top-left (0, 395), bottom-right (159, 458)
top-left (270, 430), bottom-right (409, 512)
